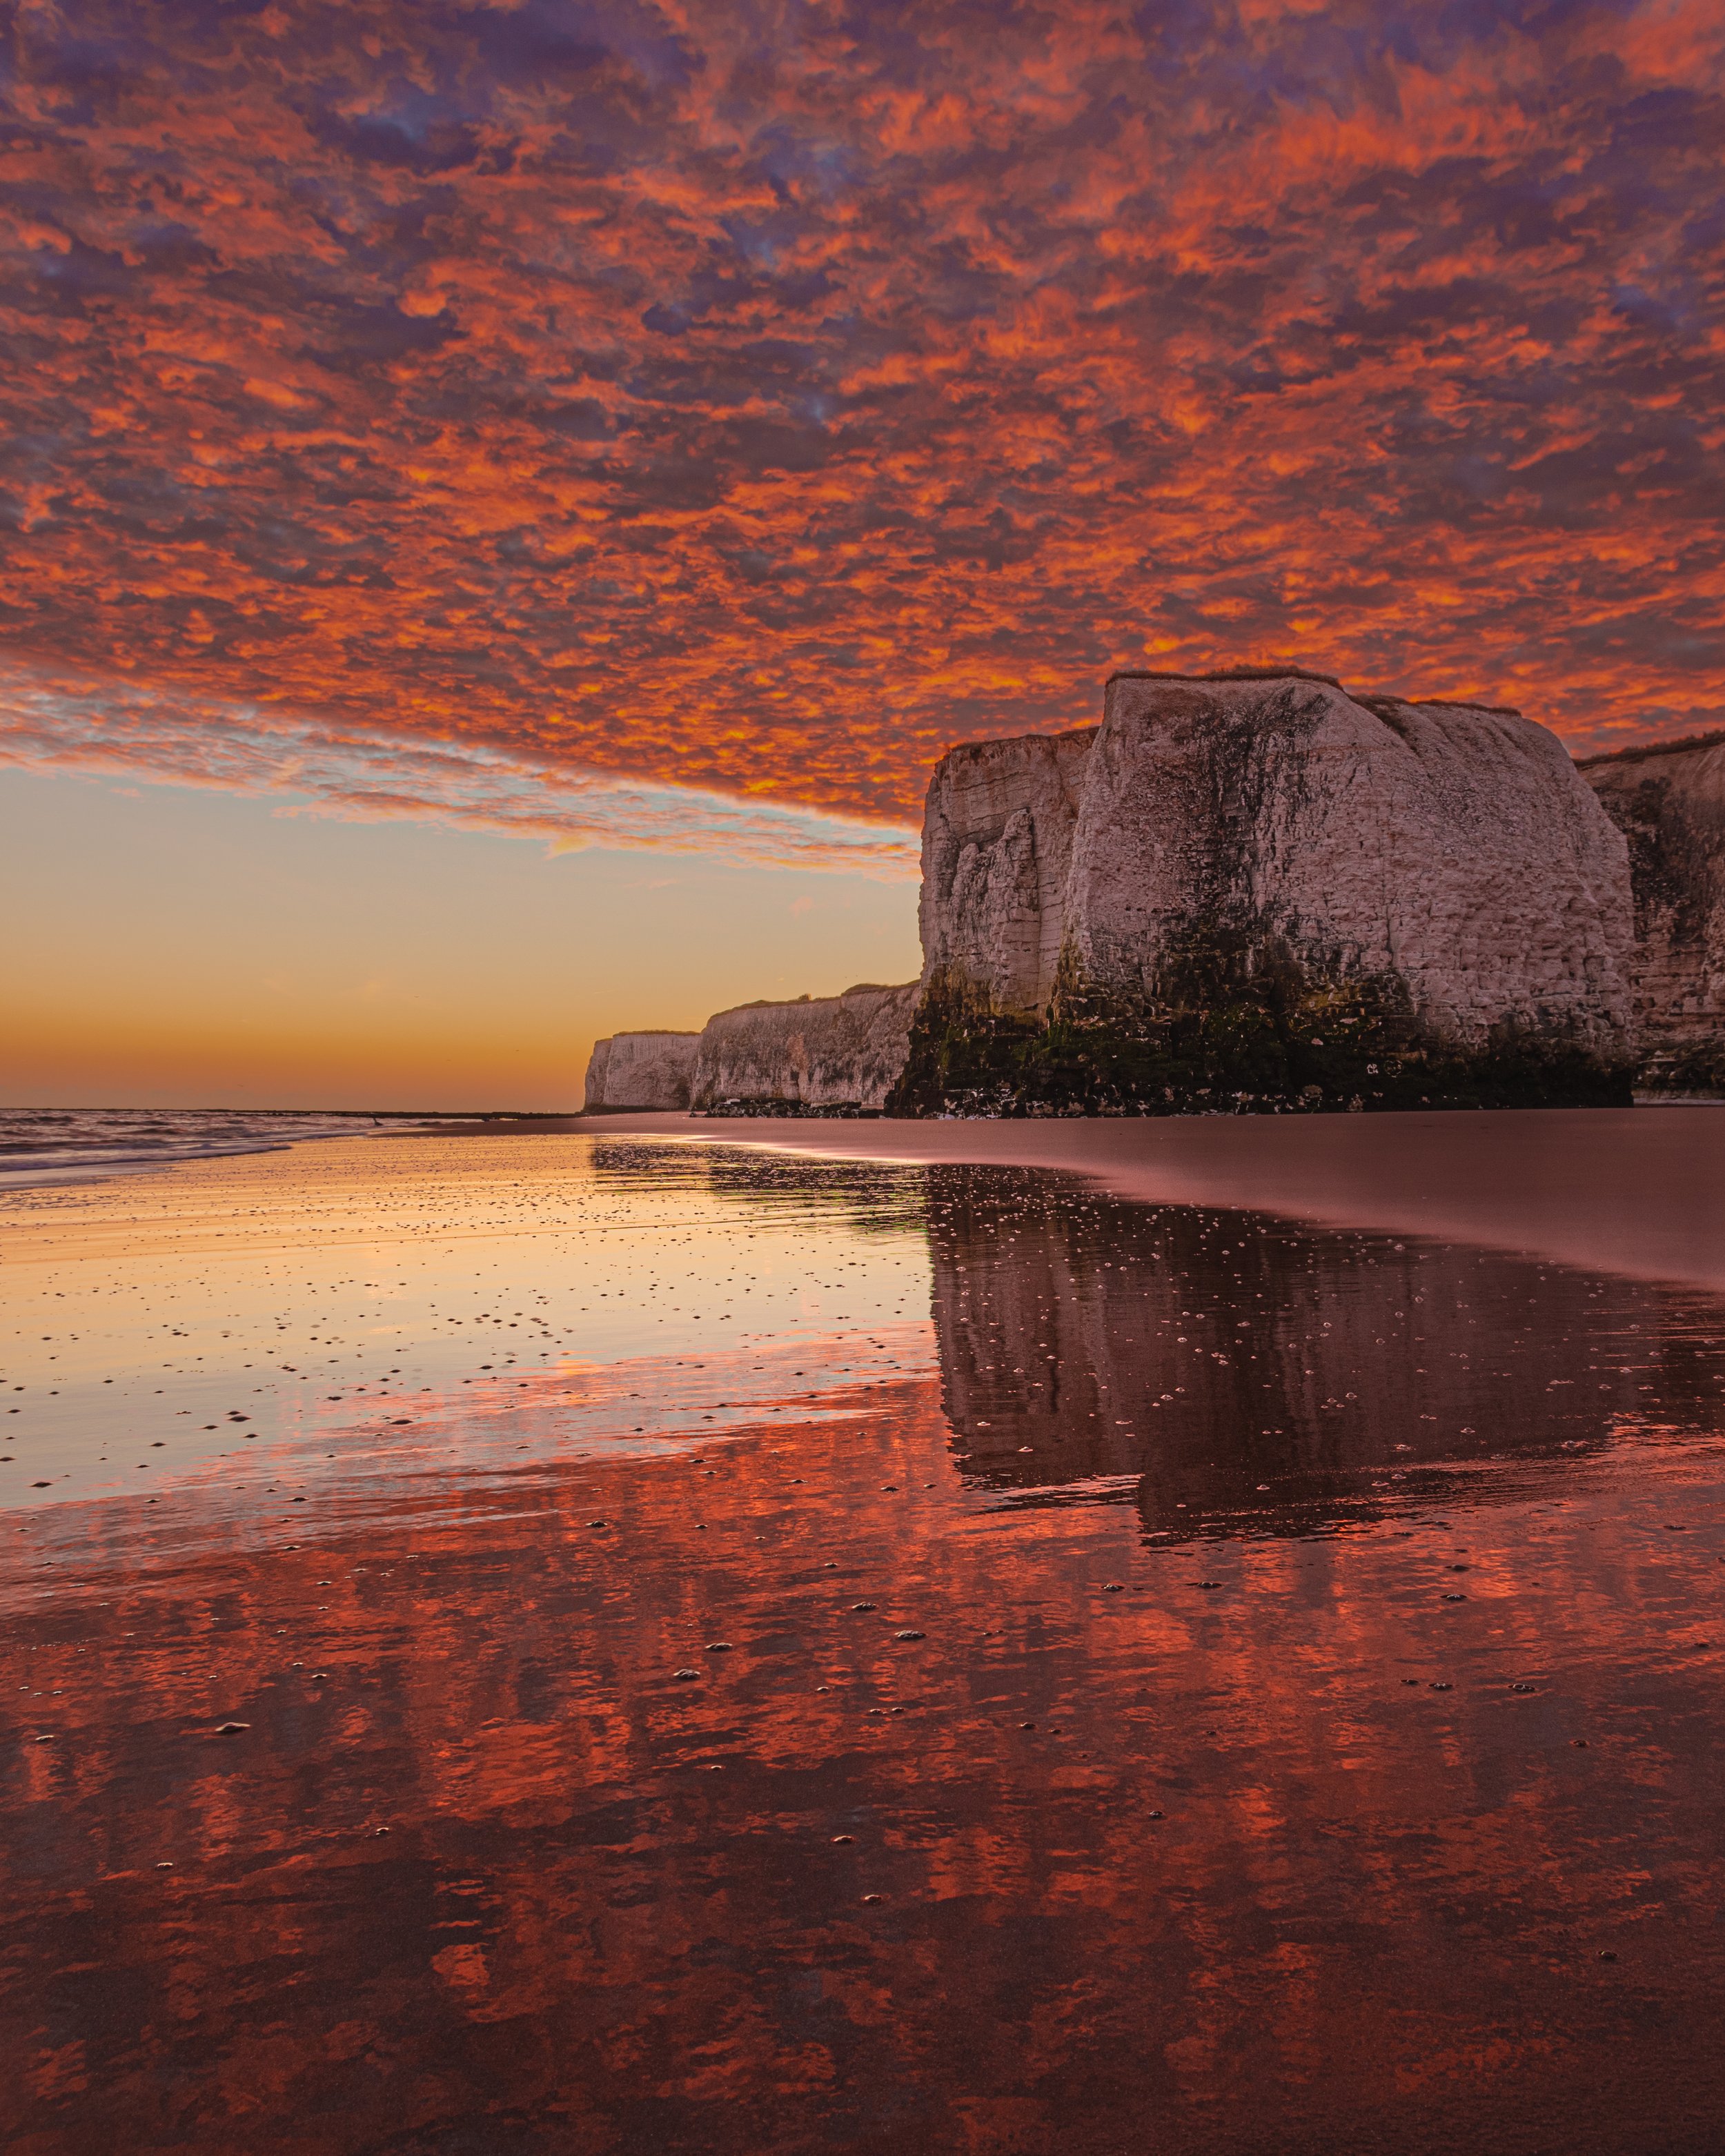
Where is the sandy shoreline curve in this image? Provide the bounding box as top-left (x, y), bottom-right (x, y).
top-left (412, 1105), bottom-right (1725, 1296)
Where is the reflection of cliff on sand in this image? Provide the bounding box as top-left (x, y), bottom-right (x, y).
top-left (594, 1134), bottom-right (928, 1236)
top-left (927, 1166), bottom-right (1725, 1532)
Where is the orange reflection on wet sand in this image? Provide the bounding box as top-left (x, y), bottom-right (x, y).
top-left (3, 1136), bottom-right (1725, 2154)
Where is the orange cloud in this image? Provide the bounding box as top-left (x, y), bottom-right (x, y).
top-left (0, 0), bottom-right (1720, 838)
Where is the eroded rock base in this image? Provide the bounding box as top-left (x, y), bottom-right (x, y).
top-left (887, 953), bottom-right (1633, 1118)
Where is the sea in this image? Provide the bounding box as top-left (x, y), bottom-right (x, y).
top-left (0, 1106), bottom-right (437, 1189)
top-left (3, 1116), bottom-right (1724, 2155)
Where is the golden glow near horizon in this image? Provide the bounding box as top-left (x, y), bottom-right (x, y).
top-left (3, 769), bottom-right (920, 1107)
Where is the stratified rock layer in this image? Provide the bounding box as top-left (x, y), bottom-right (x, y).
top-left (583, 1031), bottom-right (700, 1111)
top-left (898, 671), bottom-right (1637, 1114)
top-left (1583, 731), bottom-right (1725, 1092)
top-left (691, 984), bottom-right (918, 1112)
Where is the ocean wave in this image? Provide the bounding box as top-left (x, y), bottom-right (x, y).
top-left (0, 1110), bottom-right (434, 1190)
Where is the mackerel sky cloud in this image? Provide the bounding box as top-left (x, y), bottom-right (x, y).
top-left (3, 0), bottom-right (1722, 851)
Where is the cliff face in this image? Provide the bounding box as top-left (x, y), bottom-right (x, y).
top-left (918, 728), bottom-right (1095, 1012)
top-left (691, 982), bottom-right (919, 1111)
top-left (898, 671), bottom-right (1637, 1114)
top-left (1582, 734), bottom-right (1725, 1093)
top-left (583, 1031), bottom-right (700, 1111)
top-left (923, 673), bottom-right (1633, 1046)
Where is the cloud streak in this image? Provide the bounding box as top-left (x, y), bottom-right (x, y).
top-left (1, 0), bottom-right (1722, 829)
top-left (0, 655), bottom-right (918, 875)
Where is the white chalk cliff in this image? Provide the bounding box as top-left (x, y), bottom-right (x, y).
top-left (584, 671), bottom-right (1725, 1116)
top-left (690, 982), bottom-right (918, 1111)
top-left (919, 671), bottom-right (1634, 1053)
top-left (583, 1031), bottom-right (700, 1111)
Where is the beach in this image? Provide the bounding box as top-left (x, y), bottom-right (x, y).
top-left (4, 1116), bottom-right (1725, 2153)
top-left (484, 1102), bottom-right (1725, 1292)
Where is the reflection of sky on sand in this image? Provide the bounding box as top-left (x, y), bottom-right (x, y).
top-left (6, 1363), bottom-right (1725, 2150)
top-left (0, 1135), bottom-right (931, 1507)
top-left (7, 1127), bottom-right (1725, 1536)
top-left (4, 1131), bottom-right (1725, 2152)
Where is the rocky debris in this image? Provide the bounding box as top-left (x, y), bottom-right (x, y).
top-left (896, 671), bottom-right (1636, 1116)
top-left (1581, 731), bottom-right (1725, 1094)
top-left (690, 982), bottom-right (918, 1113)
top-left (583, 1031), bottom-right (701, 1111)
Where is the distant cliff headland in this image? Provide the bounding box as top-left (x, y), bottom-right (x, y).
top-left (584, 982), bottom-right (917, 1117)
top-left (585, 671), bottom-right (1725, 1118)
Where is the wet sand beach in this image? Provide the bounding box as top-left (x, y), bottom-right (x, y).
top-left (4, 1121), bottom-right (1725, 2153)
top-left (566, 1102), bottom-right (1725, 1293)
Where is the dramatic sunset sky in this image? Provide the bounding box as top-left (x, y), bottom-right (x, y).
top-left (4, 0), bottom-right (1722, 1104)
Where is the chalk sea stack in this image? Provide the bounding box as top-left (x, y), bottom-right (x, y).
top-left (1581, 731), bottom-right (1725, 1095)
top-left (584, 987), bottom-right (917, 1114)
top-left (891, 670), bottom-right (1637, 1115)
top-left (692, 982), bottom-right (918, 1114)
top-left (583, 1030), bottom-right (700, 1111)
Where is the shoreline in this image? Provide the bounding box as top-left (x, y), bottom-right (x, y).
top-left (407, 1104), bottom-right (1725, 1297)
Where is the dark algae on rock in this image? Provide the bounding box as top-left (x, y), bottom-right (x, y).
top-left (887, 940), bottom-right (1633, 1118)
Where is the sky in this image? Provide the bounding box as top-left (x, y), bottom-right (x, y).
top-left (1, 762), bottom-right (918, 1106)
top-left (3, 0), bottom-right (1722, 1102)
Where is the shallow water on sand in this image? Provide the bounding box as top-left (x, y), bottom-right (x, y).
top-left (3, 1132), bottom-right (1725, 2155)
